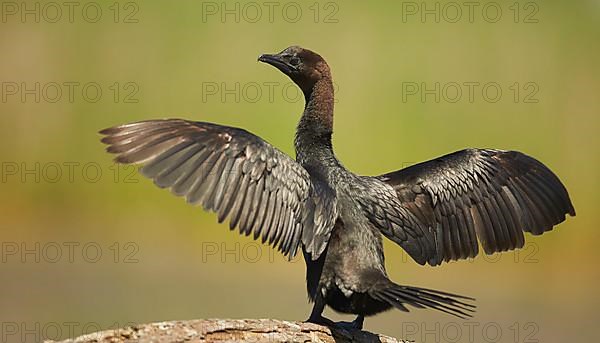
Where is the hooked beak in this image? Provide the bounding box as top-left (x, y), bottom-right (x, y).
top-left (258, 53), bottom-right (296, 74)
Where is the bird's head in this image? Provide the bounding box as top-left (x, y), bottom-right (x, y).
top-left (258, 46), bottom-right (330, 95)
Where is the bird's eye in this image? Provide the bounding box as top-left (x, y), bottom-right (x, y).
top-left (289, 57), bottom-right (300, 66)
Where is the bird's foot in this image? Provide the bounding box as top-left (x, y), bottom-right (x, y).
top-left (305, 315), bottom-right (335, 327)
top-left (334, 315), bottom-right (364, 331)
top-left (306, 315), bottom-right (364, 333)
top-left (305, 316), bottom-right (354, 339)
top-left (335, 321), bottom-right (361, 331)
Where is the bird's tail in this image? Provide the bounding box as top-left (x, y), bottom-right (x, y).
top-left (369, 281), bottom-right (476, 319)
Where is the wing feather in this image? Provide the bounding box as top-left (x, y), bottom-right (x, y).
top-left (376, 149), bottom-right (574, 265)
top-left (100, 119), bottom-right (337, 258)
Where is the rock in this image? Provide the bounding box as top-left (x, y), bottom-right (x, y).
top-left (45, 318), bottom-right (411, 343)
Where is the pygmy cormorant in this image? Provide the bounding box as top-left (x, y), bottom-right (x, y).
top-left (100, 46), bottom-right (575, 330)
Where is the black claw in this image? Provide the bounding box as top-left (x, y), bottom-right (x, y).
top-left (305, 315), bottom-right (335, 327)
top-left (334, 315), bottom-right (364, 331)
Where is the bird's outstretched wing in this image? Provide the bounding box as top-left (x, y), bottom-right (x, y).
top-left (100, 119), bottom-right (337, 258)
top-left (374, 149), bottom-right (575, 265)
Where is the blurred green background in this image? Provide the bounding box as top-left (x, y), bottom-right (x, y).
top-left (1, 1), bottom-right (598, 342)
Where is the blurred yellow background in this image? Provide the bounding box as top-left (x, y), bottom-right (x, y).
top-left (0, 1), bottom-right (598, 342)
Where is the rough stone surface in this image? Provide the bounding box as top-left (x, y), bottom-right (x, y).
top-left (45, 319), bottom-right (411, 343)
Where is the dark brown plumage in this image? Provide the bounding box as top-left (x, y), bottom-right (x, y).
top-left (377, 149), bottom-right (575, 265)
top-left (100, 46), bottom-right (575, 330)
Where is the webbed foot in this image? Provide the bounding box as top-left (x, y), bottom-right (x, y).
top-left (335, 315), bottom-right (364, 330)
top-left (305, 315), bottom-right (335, 327)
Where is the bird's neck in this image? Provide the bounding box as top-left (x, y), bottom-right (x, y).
top-left (295, 76), bottom-right (336, 166)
